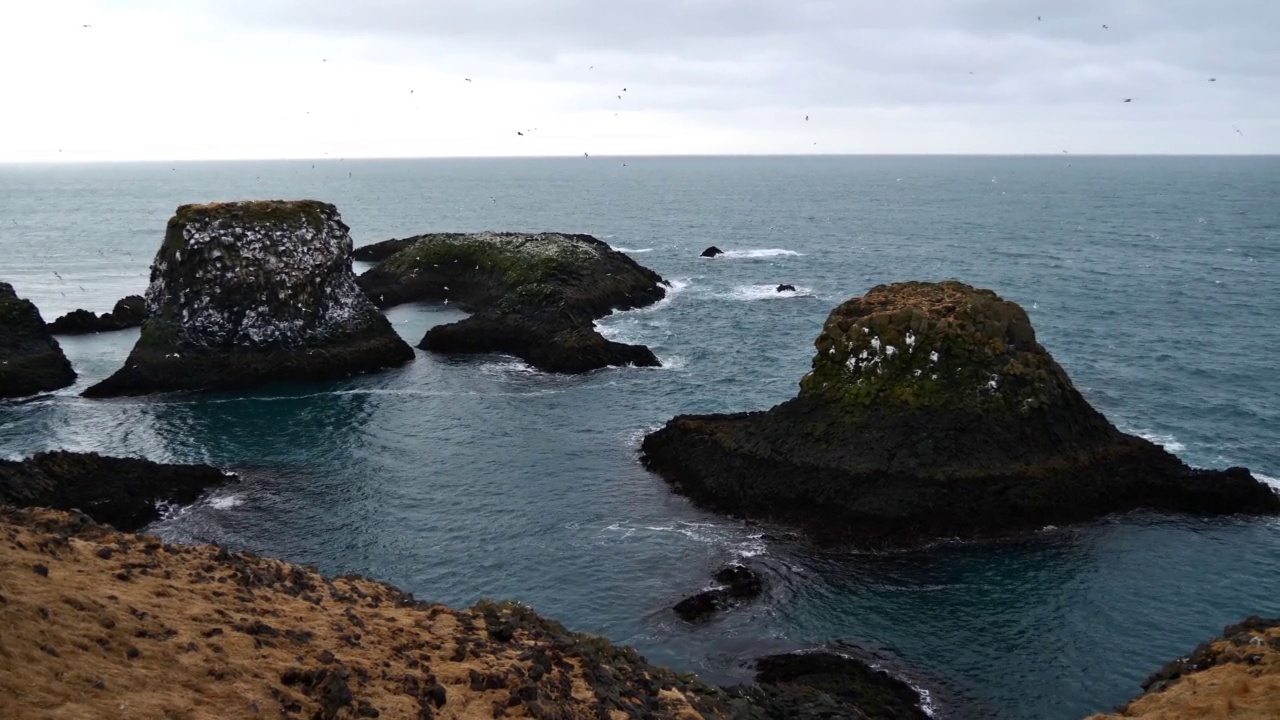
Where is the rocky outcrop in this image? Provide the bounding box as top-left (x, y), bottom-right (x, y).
top-left (0, 281), bottom-right (76, 398)
top-left (642, 281), bottom-right (1280, 548)
top-left (351, 237), bottom-right (417, 262)
top-left (48, 295), bottom-right (145, 334)
top-left (1090, 616), bottom-right (1280, 719)
top-left (0, 451), bottom-right (230, 531)
top-left (701, 246), bottom-right (724, 258)
top-left (673, 564), bottom-right (764, 622)
top-left (357, 232), bottom-right (666, 373)
top-left (0, 506), bottom-right (929, 720)
top-left (84, 201), bottom-right (414, 397)
top-left (776, 284), bottom-right (796, 293)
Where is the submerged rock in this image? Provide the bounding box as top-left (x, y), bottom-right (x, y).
top-left (357, 232), bottom-right (665, 373)
top-left (701, 246), bottom-right (724, 258)
top-left (84, 201), bottom-right (414, 397)
top-left (642, 281), bottom-right (1280, 547)
top-left (776, 284), bottom-right (796, 292)
top-left (673, 564), bottom-right (765, 622)
top-left (0, 505), bottom-right (931, 720)
top-left (0, 281), bottom-right (76, 398)
top-left (0, 451), bottom-right (230, 531)
top-left (48, 295), bottom-right (145, 334)
top-left (1091, 616), bottom-right (1280, 719)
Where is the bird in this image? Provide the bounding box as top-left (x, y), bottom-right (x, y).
top-left (622, 88), bottom-right (627, 92)
top-left (517, 131), bottom-right (523, 136)
top-left (583, 152), bottom-right (589, 157)
top-left (82, 24), bottom-right (92, 28)
top-left (805, 115), bottom-right (809, 121)
top-left (464, 78), bottom-right (472, 82)
top-left (1123, 98), bottom-right (1132, 103)
top-left (410, 89), bottom-right (414, 94)
top-left (53, 271), bottom-right (62, 280)
top-left (322, 58), bottom-right (328, 62)
top-left (1062, 150), bottom-right (1069, 154)
top-left (588, 65), bottom-right (594, 69)
top-left (617, 95), bottom-right (622, 100)
top-left (1208, 78), bottom-right (1217, 82)
top-left (1037, 16), bottom-right (1041, 21)
top-left (1102, 24), bottom-right (1109, 29)
top-left (1233, 125), bottom-right (1244, 136)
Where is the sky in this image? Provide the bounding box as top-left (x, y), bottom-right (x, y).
top-left (0, 1), bottom-right (1276, 161)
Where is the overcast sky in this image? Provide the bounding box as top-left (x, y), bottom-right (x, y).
top-left (1, 1), bottom-right (1276, 161)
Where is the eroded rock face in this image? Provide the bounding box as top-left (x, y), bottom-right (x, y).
top-left (48, 295), bottom-right (145, 334)
top-left (0, 281), bottom-right (76, 398)
top-left (642, 281), bottom-right (1280, 547)
top-left (84, 201), bottom-right (414, 397)
top-left (357, 232), bottom-right (665, 373)
top-left (0, 451), bottom-right (230, 531)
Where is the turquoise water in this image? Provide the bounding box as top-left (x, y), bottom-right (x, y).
top-left (2, 156), bottom-right (1278, 719)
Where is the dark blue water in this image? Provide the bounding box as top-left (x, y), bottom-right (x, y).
top-left (2, 156), bottom-right (1278, 719)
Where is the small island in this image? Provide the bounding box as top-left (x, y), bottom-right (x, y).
top-left (84, 201), bottom-right (414, 397)
top-left (642, 280), bottom-right (1280, 547)
top-left (356, 232), bottom-right (668, 373)
top-left (48, 295), bottom-right (145, 335)
top-left (0, 281), bottom-right (76, 398)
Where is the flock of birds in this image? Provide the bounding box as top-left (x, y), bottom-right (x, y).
top-left (72, 16), bottom-right (1247, 158)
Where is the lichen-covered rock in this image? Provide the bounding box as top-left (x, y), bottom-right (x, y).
top-left (0, 281), bottom-right (76, 398)
top-left (642, 281), bottom-right (1280, 547)
top-left (0, 451), bottom-right (231, 531)
top-left (48, 295), bottom-right (145, 334)
top-left (84, 201), bottom-right (414, 397)
top-left (357, 232), bottom-right (666, 373)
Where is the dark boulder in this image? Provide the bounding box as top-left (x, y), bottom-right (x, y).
top-left (84, 201), bottom-right (414, 397)
top-left (357, 232), bottom-right (665, 373)
top-left (0, 282), bottom-right (76, 398)
top-left (700, 246), bottom-right (724, 258)
top-left (776, 284), bottom-right (796, 293)
top-left (48, 295), bottom-right (145, 334)
top-left (642, 280), bottom-right (1280, 548)
top-left (673, 564), bottom-right (764, 622)
top-left (351, 237), bottom-right (418, 263)
top-left (728, 651), bottom-right (930, 720)
top-left (0, 451), bottom-right (231, 531)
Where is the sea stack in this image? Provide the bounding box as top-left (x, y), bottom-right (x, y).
top-left (642, 281), bottom-right (1280, 547)
top-left (357, 232), bottom-right (666, 373)
top-left (0, 281), bottom-right (76, 398)
top-left (84, 201), bottom-right (413, 397)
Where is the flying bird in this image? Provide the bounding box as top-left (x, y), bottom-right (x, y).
top-left (583, 152), bottom-right (589, 157)
top-left (622, 88), bottom-right (627, 92)
top-left (82, 24), bottom-right (92, 28)
top-left (617, 95), bottom-right (622, 100)
top-left (1123, 98), bottom-right (1132, 102)
top-left (464, 78), bottom-right (471, 82)
top-left (53, 271), bottom-right (62, 280)
top-left (517, 131), bottom-right (523, 136)
top-left (1233, 125), bottom-right (1244, 136)
top-left (805, 115), bottom-right (809, 121)
top-left (1102, 24), bottom-right (1109, 29)
top-left (1208, 78), bottom-right (1217, 82)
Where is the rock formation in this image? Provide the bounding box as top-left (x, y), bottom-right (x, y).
top-left (48, 295), bottom-right (145, 334)
top-left (673, 564), bottom-right (765, 622)
top-left (351, 237), bottom-right (417, 263)
top-left (83, 201), bottom-right (414, 397)
top-left (0, 506), bottom-right (929, 719)
top-left (1089, 616), bottom-right (1280, 719)
top-left (701, 246), bottom-right (724, 258)
top-left (642, 281), bottom-right (1280, 548)
top-left (776, 284), bottom-right (796, 293)
top-left (0, 281), bottom-right (76, 398)
top-left (0, 451), bottom-right (231, 531)
top-left (357, 232), bottom-right (666, 373)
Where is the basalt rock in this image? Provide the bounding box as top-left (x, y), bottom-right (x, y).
top-left (84, 201), bottom-right (414, 397)
top-left (776, 284), bottom-right (796, 293)
top-left (0, 451), bottom-right (231, 531)
top-left (673, 564), bottom-right (765, 622)
top-left (48, 295), bottom-right (146, 334)
top-left (351, 237), bottom-right (417, 263)
top-left (357, 232), bottom-right (666, 373)
top-left (642, 281), bottom-right (1280, 548)
top-left (0, 281), bottom-right (76, 398)
top-left (701, 246), bottom-right (724, 258)
top-left (728, 651), bottom-right (931, 720)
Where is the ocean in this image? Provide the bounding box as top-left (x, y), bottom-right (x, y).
top-left (1, 155), bottom-right (1278, 719)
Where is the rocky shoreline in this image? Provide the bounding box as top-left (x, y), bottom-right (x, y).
top-left (356, 232), bottom-right (667, 373)
top-left (0, 282), bottom-right (76, 398)
top-left (47, 295), bottom-right (145, 335)
top-left (0, 505), bottom-right (929, 719)
top-left (642, 281), bottom-right (1280, 548)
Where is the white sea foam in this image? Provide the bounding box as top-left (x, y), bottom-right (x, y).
top-left (614, 247), bottom-right (654, 254)
top-left (207, 494), bottom-right (245, 510)
top-left (1132, 430), bottom-right (1187, 453)
top-left (1257, 473), bottom-right (1280, 491)
top-left (724, 284), bottom-right (816, 301)
top-left (716, 248), bottom-right (803, 259)
top-left (600, 520), bottom-right (767, 557)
